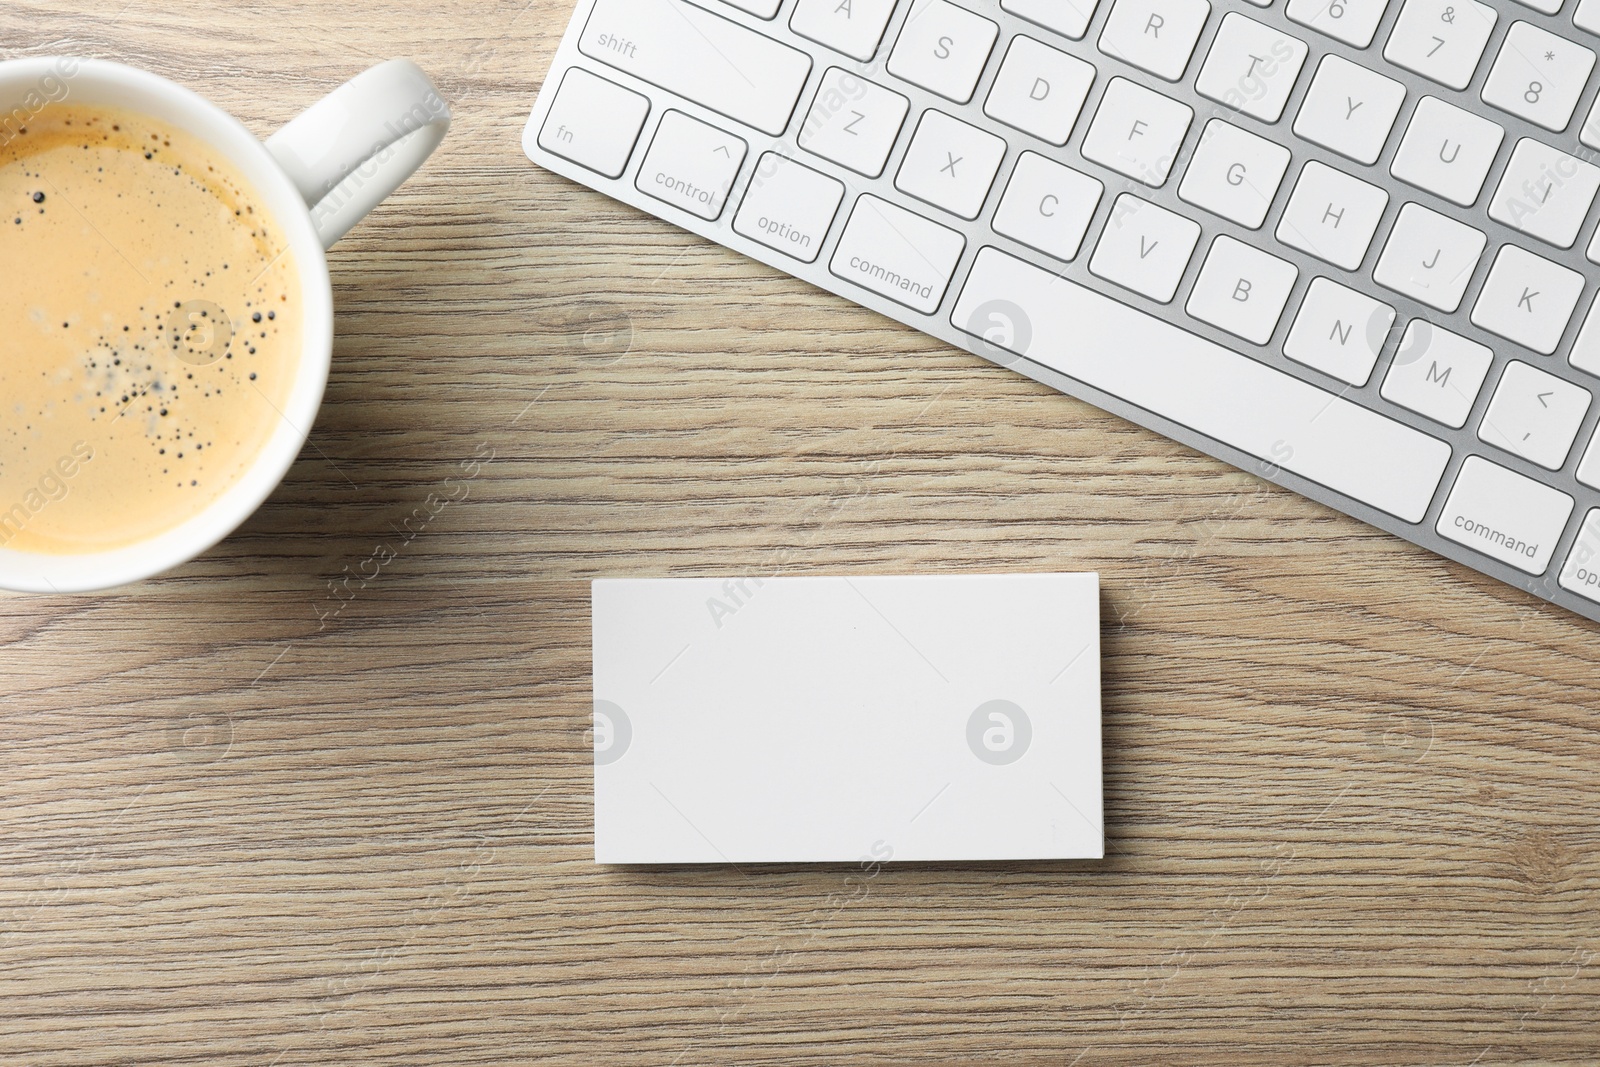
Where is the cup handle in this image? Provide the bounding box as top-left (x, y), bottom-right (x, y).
top-left (264, 59), bottom-right (450, 249)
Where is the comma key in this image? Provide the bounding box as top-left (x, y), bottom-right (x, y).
top-left (1477, 359), bottom-right (1591, 470)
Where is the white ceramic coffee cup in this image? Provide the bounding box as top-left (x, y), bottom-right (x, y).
top-left (0, 56), bottom-right (449, 593)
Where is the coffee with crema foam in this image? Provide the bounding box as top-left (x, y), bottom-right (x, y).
top-left (0, 103), bottom-right (300, 556)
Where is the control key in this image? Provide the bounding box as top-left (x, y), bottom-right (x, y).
top-left (636, 111), bottom-right (747, 220)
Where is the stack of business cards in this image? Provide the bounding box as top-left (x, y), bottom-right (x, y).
top-left (591, 573), bottom-right (1103, 863)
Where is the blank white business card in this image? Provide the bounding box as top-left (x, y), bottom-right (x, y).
top-left (591, 573), bottom-right (1102, 863)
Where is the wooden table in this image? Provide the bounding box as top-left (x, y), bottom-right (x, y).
top-left (5, 2), bottom-right (1600, 1063)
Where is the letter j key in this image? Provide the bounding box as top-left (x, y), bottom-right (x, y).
top-left (1373, 202), bottom-right (1486, 312)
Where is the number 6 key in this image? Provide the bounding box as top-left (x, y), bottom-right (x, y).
top-left (1287, 0), bottom-right (1390, 49)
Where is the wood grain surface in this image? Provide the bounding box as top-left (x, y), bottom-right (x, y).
top-left (4, 2), bottom-right (1600, 1063)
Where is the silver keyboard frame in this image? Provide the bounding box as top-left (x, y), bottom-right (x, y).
top-left (523, 0), bottom-right (1600, 626)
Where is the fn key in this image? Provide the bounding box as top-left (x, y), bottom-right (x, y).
top-left (536, 68), bottom-right (650, 179)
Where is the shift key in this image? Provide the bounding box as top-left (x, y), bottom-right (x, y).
top-left (580, 0), bottom-right (813, 136)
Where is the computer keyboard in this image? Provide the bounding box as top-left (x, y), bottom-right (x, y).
top-left (522, 0), bottom-right (1600, 625)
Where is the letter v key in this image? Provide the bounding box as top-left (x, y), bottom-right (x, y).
top-left (1087, 194), bottom-right (1202, 303)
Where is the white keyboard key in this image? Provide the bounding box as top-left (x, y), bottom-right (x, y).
top-left (1512, 0), bottom-right (1561, 13)
top-left (1558, 509), bottom-right (1600, 603)
top-left (537, 68), bottom-right (651, 179)
top-left (1373, 202), bottom-right (1486, 312)
top-left (797, 68), bottom-right (910, 178)
top-left (1177, 119), bottom-right (1291, 228)
top-left (896, 110), bottom-right (1009, 219)
top-left (636, 110), bottom-right (747, 220)
top-left (1582, 432), bottom-right (1600, 487)
top-left (1389, 96), bottom-right (1503, 207)
top-left (954, 247), bottom-right (1453, 523)
top-left (1481, 21), bottom-right (1596, 131)
top-left (1580, 432), bottom-right (1600, 487)
top-left (579, 0), bottom-right (813, 136)
top-left (1275, 161), bottom-right (1389, 271)
top-left (1383, 0), bottom-right (1496, 90)
top-left (1097, 0), bottom-right (1212, 81)
top-left (693, 0), bottom-right (781, 16)
top-left (829, 195), bottom-right (966, 313)
top-left (790, 0), bottom-right (898, 60)
top-left (984, 35), bottom-right (1097, 145)
top-left (1286, 0), bottom-right (1391, 47)
top-left (1488, 139), bottom-right (1600, 249)
top-left (1088, 193), bottom-right (1201, 301)
top-left (1479, 360), bottom-right (1593, 469)
top-left (1487, 360), bottom-right (1594, 472)
top-left (1292, 55), bottom-right (1406, 166)
top-left (1283, 278), bottom-right (1393, 386)
top-left (1001, 0), bottom-right (1102, 40)
top-left (1569, 293), bottom-right (1600, 379)
top-left (1579, 0), bottom-right (1600, 33)
top-left (888, 0), bottom-right (1000, 103)
top-left (1186, 236), bottom-right (1299, 345)
top-left (733, 153), bottom-right (845, 262)
top-left (1580, 92), bottom-right (1600, 150)
top-left (1437, 456), bottom-right (1573, 573)
top-left (993, 152), bottom-right (1105, 260)
top-left (1470, 244), bottom-right (1585, 354)
top-left (1380, 320), bottom-right (1494, 427)
top-left (1195, 14), bottom-right (1310, 123)
top-left (1080, 77), bottom-right (1193, 186)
